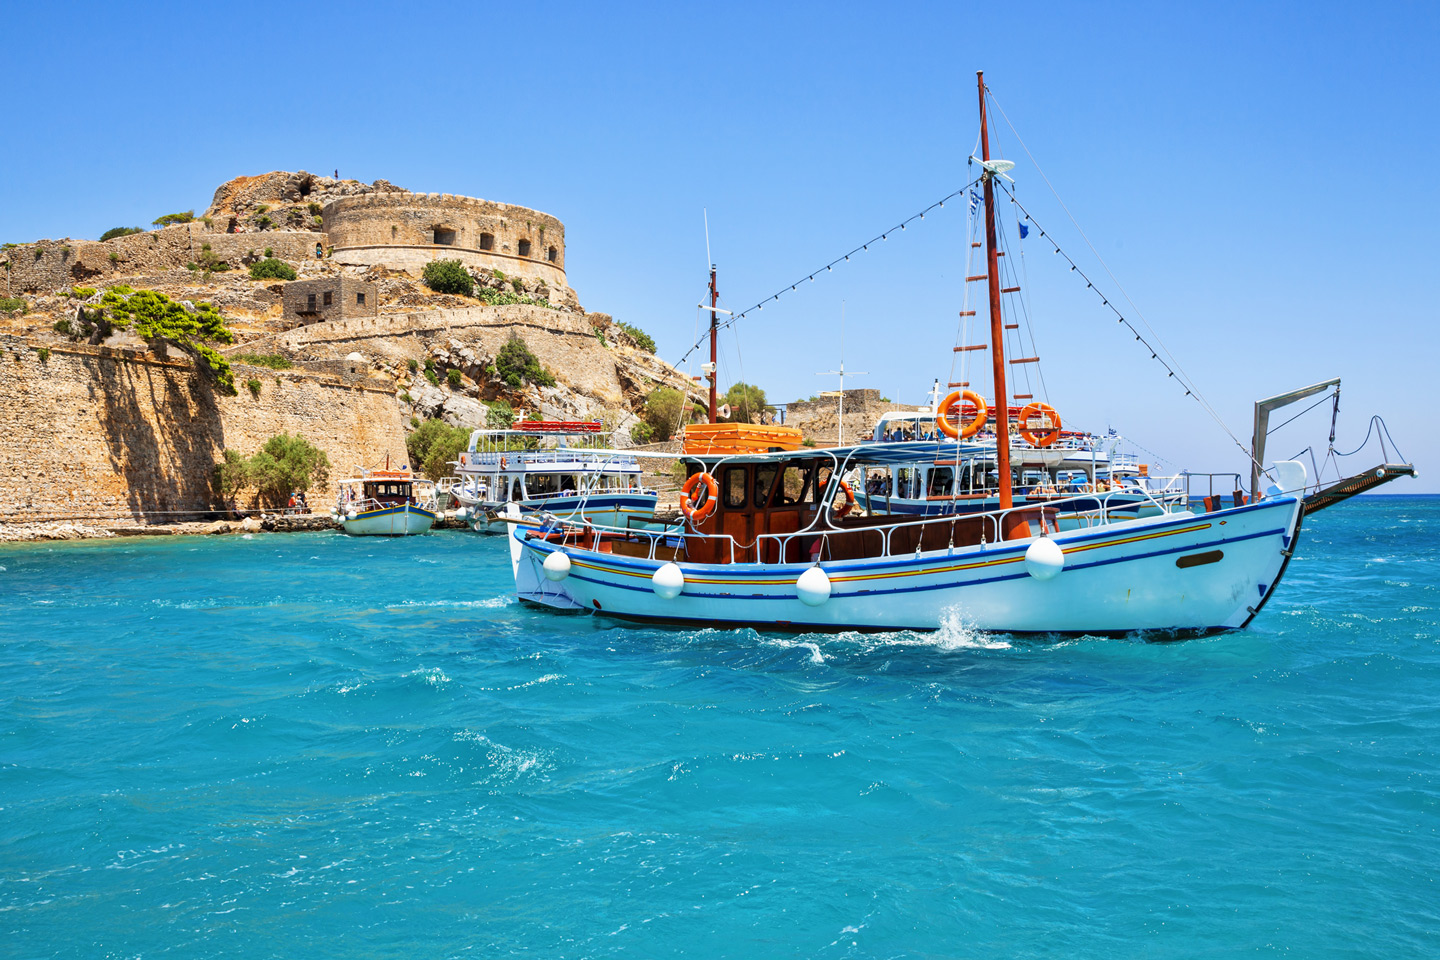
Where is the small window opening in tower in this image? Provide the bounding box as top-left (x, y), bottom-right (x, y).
top-left (518, 239), bottom-right (532, 257)
top-left (433, 226), bottom-right (456, 246)
top-left (323, 291), bottom-right (333, 306)
top-left (480, 232), bottom-right (494, 251)
top-left (391, 225), bottom-right (398, 239)
top-left (547, 246), bottom-right (557, 263)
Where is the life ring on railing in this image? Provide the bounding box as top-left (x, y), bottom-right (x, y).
top-left (936, 390), bottom-right (988, 439)
top-left (1018, 401), bottom-right (1062, 447)
top-left (500, 456), bottom-right (508, 469)
top-left (680, 471), bottom-right (719, 523)
top-left (833, 479), bottom-right (856, 518)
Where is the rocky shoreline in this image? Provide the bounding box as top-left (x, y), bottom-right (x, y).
top-left (0, 512), bottom-right (475, 543)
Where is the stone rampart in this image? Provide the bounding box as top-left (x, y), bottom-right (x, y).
top-left (0, 335), bottom-right (405, 520)
top-left (3, 225), bottom-right (325, 295)
top-left (276, 303), bottom-right (626, 402)
top-left (324, 192), bottom-right (568, 290)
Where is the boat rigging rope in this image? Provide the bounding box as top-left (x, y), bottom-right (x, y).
top-left (996, 181), bottom-right (1267, 476)
top-left (672, 177), bottom-right (985, 368)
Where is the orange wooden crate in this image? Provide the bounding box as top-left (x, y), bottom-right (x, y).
top-left (681, 423), bottom-right (805, 455)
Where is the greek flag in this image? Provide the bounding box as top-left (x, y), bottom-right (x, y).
top-left (969, 190), bottom-right (981, 214)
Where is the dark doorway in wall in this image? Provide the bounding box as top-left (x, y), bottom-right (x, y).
top-left (227, 218), bottom-right (238, 234)
top-left (480, 232), bottom-right (494, 250)
top-left (547, 246), bottom-right (557, 262)
top-left (518, 239), bottom-right (532, 257)
top-left (433, 226), bottom-right (456, 246)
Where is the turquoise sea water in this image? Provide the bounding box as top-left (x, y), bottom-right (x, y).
top-left (2, 495), bottom-right (1436, 958)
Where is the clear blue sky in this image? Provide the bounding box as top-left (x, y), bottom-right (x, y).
top-left (4, 1), bottom-right (1435, 490)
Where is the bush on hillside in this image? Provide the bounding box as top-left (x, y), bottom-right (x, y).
top-left (406, 418), bottom-right (472, 481)
top-left (249, 258), bottom-right (297, 281)
top-left (486, 399), bottom-right (515, 429)
top-left (722, 381), bottom-right (771, 422)
top-left (214, 434), bottom-right (330, 508)
top-left (100, 226), bottom-right (143, 242)
top-left (618, 321), bottom-right (655, 353)
top-left (152, 210), bottom-right (195, 227)
top-left (73, 287), bottom-right (236, 392)
top-left (495, 335), bottom-right (555, 389)
top-left (422, 259), bottom-right (474, 297)
top-left (641, 386), bottom-right (698, 442)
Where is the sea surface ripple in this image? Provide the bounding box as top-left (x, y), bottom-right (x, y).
top-left (1, 495), bottom-right (1437, 957)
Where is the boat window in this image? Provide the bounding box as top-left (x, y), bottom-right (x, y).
top-left (864, 468), bottom-right (892, 498)
top-left (723, 466), bottom-right (747, 508)
top-left (812, 466), bottom-right (833, 504)
top-left (897, 467), bottom-right (920, 500)
top-left (753, 464), bottom-right (779, 508)
top-left (530, 474), bottom-right (557, 497)
top-left (928, 467), bottom-right (954, 498)
top-left (778, 463), bottom-right (809, 505)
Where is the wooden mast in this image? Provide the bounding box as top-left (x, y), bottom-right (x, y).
top-left (708, 266), bottom-right (719, 423)
top-left (977, 71), bottom-right (1015, 519)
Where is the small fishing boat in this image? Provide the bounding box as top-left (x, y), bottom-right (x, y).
top-left (504, 71), bottom-right (1319, 636)
top-left (332, 469), bottom-right (438, 536)
top-left (450, 422), bottom-right (660, 534)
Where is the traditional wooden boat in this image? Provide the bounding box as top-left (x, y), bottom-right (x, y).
top-left (332, 469), bottom-right (437, 536)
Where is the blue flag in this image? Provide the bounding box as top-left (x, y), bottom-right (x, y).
top-left (969, 190), bottom-right (981, 214)
top-left (1018, 223), bottom-right (1030, 239)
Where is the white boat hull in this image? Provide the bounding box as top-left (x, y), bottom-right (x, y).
top-left (511, 497), bottom-right (1303, 635)
top-left (341, 503), bottom-right (437, 536)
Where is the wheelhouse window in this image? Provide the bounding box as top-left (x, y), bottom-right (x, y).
top-left (723, 466), bottom-right (747, 508)
top-left (778, 463), bottom-right (810, 505)
top-left (753, 464), bottom-right (779, 508)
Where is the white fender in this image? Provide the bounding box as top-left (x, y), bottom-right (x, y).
top-left (1024, 537), bottom-right (1065, 580)
top-left (796, 565), bottom-right (832, 606)
top-left (652, 562), bottom-right (684, 600)
top-left (542, 550), bottom-right (572, 582)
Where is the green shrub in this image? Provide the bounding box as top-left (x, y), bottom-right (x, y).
top-left (446, 368), bottom-right (462, 388)
top-left (52, 317), bottom-right (71, 334)
top-left (234, 352), bottom-right (292, 370)
top-left (264, 247), bottom-right (274, 258)
top-left (400, 391), bottom-right (413, 404)
top-left (37, 347), bottom-right (50, 363)
top-left (152, 210), bottom-right (195, 227)
top-left (101, 227), bottom-right (143, 242)
top-left (247, 378), bottom-right (262, 398)
top-left (641, 386), bottom-right (693, 442)
top-left (248, 258), bottom-right (296, 281)
top-left (407, 358), bottom-right (418, 372)
top-left (313, 215), bottom-right (323, 227)
top-left (80, 288), bottom-right (236, 392)
top-left (411, 416), bottom-right (420, 428)
top-left (0, 297), bottom-right (26, 314)
top-left (255, 204), bottom-right (270, 214)
top-left (492, 269), bottom-right (505, 280)
top-left (406, 418), bottom-right (471, 481)
top-left (424, 368), bottom-right (439, 386)
top-left (618, 322), bottom-right (655, 353)
top-left (307, 202), bottom-right (322, 214)
top-left (473, 285), bottom-right (555, 309)
top-left (722, 382), bottom-right (771, 423)
top-left (422, 259), bottom-right (474, 296)
top-left (495, 334), bottom-right (555, 389)
top-left (255, 215), bottom-right (273, 230)
top-left (486, 399), bottom-right (515, 429)
top-left (630, 420), bottom-right (655, 444)
top-left (69, 287), bottom-right (96, 299)
top-left (216, 433), bottom-right (330, 507)
top-left (510, 278), bottom-right (524, 293)
top-left (108, 252), bottom-right (120, 264)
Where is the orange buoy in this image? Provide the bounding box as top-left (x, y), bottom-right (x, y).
top-left (833, 479), bottom-right (856, 518)
top-left (680, 471), bottom-right (719, 523)
top-left (1018, 401), bottom-right (1062, 447)
top-left (936, 390), bottom-right (988, 439)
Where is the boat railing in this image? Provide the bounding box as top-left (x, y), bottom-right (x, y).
top-left (1181, 472), bottom-right (1246, 503)
top-left (464, 450), bottom-right (640, 468)
top-left (542, 485), bottom-right (1185, 567)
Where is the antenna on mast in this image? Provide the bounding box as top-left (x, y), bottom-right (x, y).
top-left (816, 301), bottom-right (868, 446)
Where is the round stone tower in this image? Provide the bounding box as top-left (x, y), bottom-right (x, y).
top-left (322, 192), bottom-right (569, 293)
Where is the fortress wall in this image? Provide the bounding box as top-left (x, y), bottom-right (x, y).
top-left (0, 335), bottom-right (405, 519)
top-left (279, 303), bottom-right (625, 402)
top-left (3, 226), bottom-right (325, 294)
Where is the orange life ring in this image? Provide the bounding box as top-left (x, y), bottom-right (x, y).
top-left (500, 456), bottom-right (508, 469)
top-left (833, 479), bottom-right (856, 518)
top-left (1018, 401), bottom-right (1062, 447)
top-left (680, 471), bottom-right (719, 523)
top-left (936, 390), bottom-right (988, 439)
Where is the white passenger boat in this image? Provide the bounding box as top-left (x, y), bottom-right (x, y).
top-left (451, 421), bottom-right (660, 534)
top-left (503, 71), bottom-right (1317, 636)
top-left (332, 469), bottom-right (438, 536)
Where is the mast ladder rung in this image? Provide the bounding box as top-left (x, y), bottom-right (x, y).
top-left (1013, 394), bottom-right (1034, 399)
top-left (1004, 323), bottom-right (1019, 329)
top-left (958, 310), bottom-right (976, 317)
top-left (1001, 286), bottom-right (1021, 294)
top-left (947, 381), bottom-right (969, 387)
top-left (971, 242), bottom-right (982, 248)
top-left (995, 251), bottom-right (1006, 257)
top-left (954, 344), bottom-right (988, 352)
top-left (1010, 356), bottom-right (1040, 364)
top-left (965, 275), bottom-right (988, 282)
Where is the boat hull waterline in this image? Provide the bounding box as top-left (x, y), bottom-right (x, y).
top-left (511, 497), bottom-right (1303, 634)
top-left (342, 503), bottom-right (437, 536)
